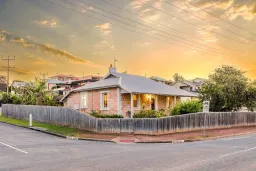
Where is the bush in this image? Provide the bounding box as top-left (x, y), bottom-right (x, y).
top-left (0, 92), bottom-right (22, 107)
top-left (90, 112), bottom-right (123, 118)
top-left (133, 110), bottom-right (167, 118)
top-left (171, 100), bottom-right (202, 115)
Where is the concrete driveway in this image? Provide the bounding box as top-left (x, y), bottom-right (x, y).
top-left (0, 122), bottom-right (256, 171)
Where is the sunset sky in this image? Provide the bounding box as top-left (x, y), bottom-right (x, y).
top-left (0, 0), bottom-right (255, 82)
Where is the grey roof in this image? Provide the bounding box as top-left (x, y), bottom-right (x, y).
top-left (74, 77), bottom-right (120, 91)
top-left (73, 72), bottom-right (198, 97)
top-left (12, 81), bottom-right (27, 87)
top-left (47, 79), bottom-right (64, 84)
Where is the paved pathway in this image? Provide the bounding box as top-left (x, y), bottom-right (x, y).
top-left (0, 122), bottom-right (255, 171)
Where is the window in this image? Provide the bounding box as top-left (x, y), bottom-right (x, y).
top-left (101, 91), bottom-right (109, 110)
top-left (133, 94), bottom-right (139, 108)
top-left (80, 92), bottom-right (87, 108)
top-left (103, 93), bottom-right (108, 108)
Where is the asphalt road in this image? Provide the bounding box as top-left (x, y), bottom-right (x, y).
top-left (0, 122), bottom-right (256, 171)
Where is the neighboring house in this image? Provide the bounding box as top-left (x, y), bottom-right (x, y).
top-left (11, 81), bottom-right (28, 94)
top-left (47, 79), bottom-right (64, 91)
top-left (173, 78), bottom-right (207, 102)
top-left (61, 66), bottom-right (198, 118)
top-left (0, 83), bottom-right (7, 92)
top-left (0, 75), bottom-right (7, 92)
top-left (150, 76), bottom-right (173, 85)
top-left (49, 74), bottom-right (77, 82)
top-left (48, 75), bottom-right (102, 96)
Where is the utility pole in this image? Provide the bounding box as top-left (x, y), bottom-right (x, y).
top-left (2, 56), bottom-right (15, 94)
top-left (40, 73), bottom-right (48, 82)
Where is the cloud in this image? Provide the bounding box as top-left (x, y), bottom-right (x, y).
top-left (130, 0), bottom-right (162, 23)
top-left (194, 0), bottom-right (256, 21)
top-left (197, 25), bottom-right (219, 43)
top-left (0, 33), bottom-right (6, 41)
top-left (1, 31), bottom-right (93, 65)
top-left (94, 40), bottom-right (116, 50)
top-left (12, 68), bottom-right (34, 75)
top-left (193, 0), bottom-right (233, 9)
top-left (95, 23), bottom-right (111, 35)
top-left (253, 5), bottom-right (256, 14)
top-left (227, 3), bottom-right (256, 20)
top-left (33, 20), bottom-right (57, 28)
top-left (0, 67), bottom-right (34, 76)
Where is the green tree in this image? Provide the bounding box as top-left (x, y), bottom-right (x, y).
top-left (173, 73), bottom-right (185, 82)
top-left (245, 80), bottom-right (256, 111)
top-left (15, 78), bottom-right (59, 106)
top-left (200, 65), bottom-right (251, 112)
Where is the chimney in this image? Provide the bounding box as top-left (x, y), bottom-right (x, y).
top-left (109, 64), bottom-right (116, 73)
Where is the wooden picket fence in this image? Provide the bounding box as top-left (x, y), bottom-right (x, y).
top-left (2, 104), bottom-right (256, 135)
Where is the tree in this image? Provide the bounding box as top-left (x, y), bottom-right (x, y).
top-left (15, 78), bottom-right (60, 106)
top-left (173, 73), bottom-right (185, 82)
top-left (245, 80), bottom-right (256, 111)
top-left (200, 65), bottom-right (254, 112)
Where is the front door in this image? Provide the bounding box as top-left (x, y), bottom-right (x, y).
top-left (151, 95), bottom-right (155, 110)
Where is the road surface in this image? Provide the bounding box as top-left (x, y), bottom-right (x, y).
top-left (0, 122), bottom-right (255, 171)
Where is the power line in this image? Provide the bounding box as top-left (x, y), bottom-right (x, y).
top-left (184, 0), bottom-right (256, 37)
top-left (136, 0), bottom-right (256, 47)
top-left (62, 0), bottom-right (226, 56)
top-left (100, 0), bottom-right (243, 56)
top-left (42, 0), bottom-right (197, 51)
top-left (75, 0), bottom-right (227, 55)
top-left (1, 56), bottom-right (15, 94)
top-left (163, 0), bottom-right (256, 42)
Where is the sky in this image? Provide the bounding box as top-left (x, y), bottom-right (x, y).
top-left (0, 0), bottom-right (255, 82)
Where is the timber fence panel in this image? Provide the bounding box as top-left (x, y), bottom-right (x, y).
top-left (2, 104), bottom-right (256, 134)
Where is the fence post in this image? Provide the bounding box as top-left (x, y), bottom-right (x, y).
top-left (203, 113), bottom-right (207, 136)
top-left (29, 114), bottom-right (32, 127)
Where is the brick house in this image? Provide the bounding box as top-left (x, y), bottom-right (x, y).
top-left (61, 66), bottom-right (198, 118)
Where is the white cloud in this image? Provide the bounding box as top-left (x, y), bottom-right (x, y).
top-left (34, 20), bottom-right (57, 28)
top-left (95, 23), bottom-right (112, 35)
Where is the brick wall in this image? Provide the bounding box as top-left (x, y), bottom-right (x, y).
top-left (64, 88), bottom-right (119, 115)
top-left (64, 92), bottom-right (80, 109)
top-left (64, 90), bottom-right (179, 117)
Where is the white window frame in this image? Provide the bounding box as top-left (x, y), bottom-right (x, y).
top-left (100, 91), bottom-right (109, 110)
top-left (80, 92), bottom-right (88, 109)
top-left (133, 94), bottom-right (140, 110)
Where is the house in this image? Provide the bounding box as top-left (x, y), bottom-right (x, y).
top-left (0, 75), bottom-right (7, 92)
top-left (48, 75), bottom-right (102, 96)
top-left (173, 78), bottom-right (206, 102)
top-left (11, 81), bottom-right (28, 94)
top-left (49, 74), bottom-right (77, 82)
top-left (61, 66), bottom-right (198, 118)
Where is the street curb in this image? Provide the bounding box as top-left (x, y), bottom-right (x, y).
top-left (1, 121), bottom-right (256, 144)
top-left (0, 121), bottom-right (115, 143)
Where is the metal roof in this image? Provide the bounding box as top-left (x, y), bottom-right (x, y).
top-left (73, 72), bottom-right (198, 97)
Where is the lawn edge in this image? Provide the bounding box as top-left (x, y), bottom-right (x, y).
top-left (0, 121), bottom-right (116, 143)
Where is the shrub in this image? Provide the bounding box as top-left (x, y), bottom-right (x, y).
top-left (133, 110), bottom-right (167, 118)
top-left (90, 112), bottom-right (123, 118)
top-left (0, 92), bottom-right (22, 107)
top-left (171, 100), bottom-right (203, 115)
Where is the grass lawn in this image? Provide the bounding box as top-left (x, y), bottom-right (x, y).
top-left (0, 115), bottom-right (79, 136)
top-left (0, 114), bottom-right (117, 140)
